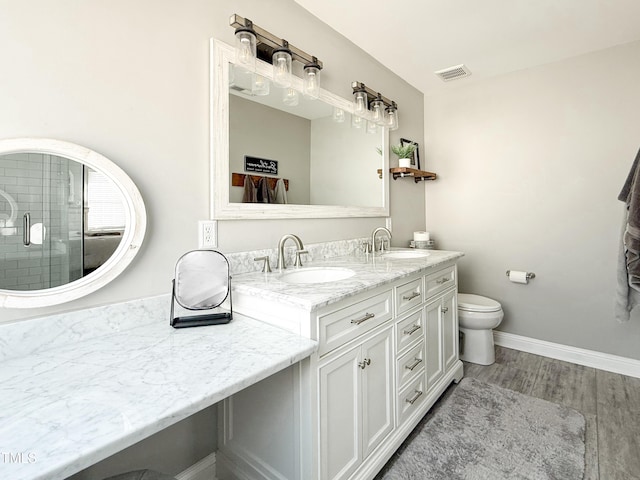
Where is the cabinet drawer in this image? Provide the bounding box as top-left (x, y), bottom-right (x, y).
top-left (397, 375), bottom-right (427, 426)
top-left (395, 308), bottom-right (423, 353)
top-left (318, 290), bottom-right (393, 356)
top-left (396, 341), bottom-right (425, 391)
top-left (395, 277), bottom-right (423, 315)
top-left (424, 265), bottom-right (456, 300)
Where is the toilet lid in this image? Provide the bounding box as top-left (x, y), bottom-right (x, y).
top-left (457, 293), bottom-right (502, 312)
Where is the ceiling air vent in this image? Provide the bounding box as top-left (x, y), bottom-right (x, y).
top-left (434, 64), bottom-right (471, 82)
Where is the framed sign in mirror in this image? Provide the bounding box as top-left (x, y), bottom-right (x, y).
top-left (210, 39), bottom-right (390, 219)
top-left (0, 138), bottom-right (146, 308)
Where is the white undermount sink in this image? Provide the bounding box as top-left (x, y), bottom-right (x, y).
top-left (279, 267), bottom-right (356, 284)
top-left (382, 250), bottom-right (431, 259)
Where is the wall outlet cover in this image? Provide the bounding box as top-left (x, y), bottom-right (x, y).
top-left (198, 220), bottom-right (217, 249)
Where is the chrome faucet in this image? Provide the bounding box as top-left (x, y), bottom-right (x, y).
top-left (277, 234), bottom-right (307, 271)
top-left (371, 227), bottom-right (392, 254)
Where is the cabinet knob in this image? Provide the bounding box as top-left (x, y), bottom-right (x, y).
top-left (358, 358), bottom-right (371, 369)
top-left (441, 306), bottom-right (449, 313)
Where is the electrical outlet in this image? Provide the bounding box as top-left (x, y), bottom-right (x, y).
top-left (198, 220), bottom-right (217, 249)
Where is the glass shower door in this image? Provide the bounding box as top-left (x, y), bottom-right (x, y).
top-left (0, 153), bottom-right (83, 291)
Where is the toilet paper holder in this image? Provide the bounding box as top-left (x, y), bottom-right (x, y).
top-left (505, 270), bottom-right (536, 280)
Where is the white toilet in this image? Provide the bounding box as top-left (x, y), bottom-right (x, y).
top-left (457, 293), bottom-right (504, 365)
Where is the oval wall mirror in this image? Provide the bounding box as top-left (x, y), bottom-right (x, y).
top-left (0, 138), bottom-right (146, 308)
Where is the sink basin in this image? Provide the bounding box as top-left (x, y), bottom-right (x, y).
top-left (279, 267), bottom-right (356, 284)
top-left (382, 250), bottom-right (430, 259)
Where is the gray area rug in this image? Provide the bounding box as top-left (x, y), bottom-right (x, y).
top-left (378, 377), bottom-right (585, 480)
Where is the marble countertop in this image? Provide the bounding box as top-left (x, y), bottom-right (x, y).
top-left (0, 296), bottom-right (317, 480)
top-left (232, 249), bottom-right (464, 311)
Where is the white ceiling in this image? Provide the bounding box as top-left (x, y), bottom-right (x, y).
top-left (294, 0), bottom-right (640, 95)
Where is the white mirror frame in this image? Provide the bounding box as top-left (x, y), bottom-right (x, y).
top-left (210, 39), bottom-right (390, 220)
top-left (0, 138), bottom-right (146, 308)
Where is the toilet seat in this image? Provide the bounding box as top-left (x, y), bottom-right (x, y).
top-left (458, 293), bottom-right (501, 313)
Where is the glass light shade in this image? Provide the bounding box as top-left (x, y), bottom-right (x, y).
top-left (272, 48), bottom-right (292, 88)
top-left (252, 74), bottom-right (270, 96)
top-left (234, 29), bottom-right (257, 71)
top-left (386, 105), bottom-right (399, 131)
top-left (303, 64), bottom-right (321, 99)
top-left (353, 90), bottom-right (367, 115)
top-left (366, 120), bottom-right (378, 134)
top-left (351, 114), bottom-right (363, 129)
top-left (282, 87), bottom-right (299, 106)
top-left (371, 98), bottom-right (385, 125)
top-left (332, 107), bottom-right (345, 123)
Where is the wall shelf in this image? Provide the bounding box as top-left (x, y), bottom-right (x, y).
top-left (378, 168), bottom-right (438, 183)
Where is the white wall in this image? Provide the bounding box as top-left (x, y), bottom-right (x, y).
top-left (425, 40), bottom-right (640, 360)
top-left (0, 0), bottom-right (425, 324)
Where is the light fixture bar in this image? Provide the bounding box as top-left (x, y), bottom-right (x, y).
top-left (351, 81), bottom-right (396, 109)
top-left (230, 14), bottom-right (323, 69)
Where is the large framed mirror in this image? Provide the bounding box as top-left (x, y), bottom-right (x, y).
top-left (210, 39), bottom-right (389, 219)
top-left (0, 138), bottom-right (146, 308)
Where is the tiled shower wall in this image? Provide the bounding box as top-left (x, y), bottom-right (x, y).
top-left (0, 153), bottom-right (82, 290)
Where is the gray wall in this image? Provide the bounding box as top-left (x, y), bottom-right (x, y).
top-left (229, 95), bottom-right (311, 204)
top-left (0, 0), bottom-right (425, 476)
top-left (425, 40), bottom-right (640, 360)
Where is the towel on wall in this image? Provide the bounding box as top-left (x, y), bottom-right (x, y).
top-left (616, 147), bottom-right (640, 322)
top-left (274, 178), bottom-right (288, 204)
top-left (242, 175), bottom-right (256, 203)
top-left (256, 177), bottom-right (274, 203)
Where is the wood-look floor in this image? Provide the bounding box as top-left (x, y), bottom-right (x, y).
top-left (461, 346), bottom-right (640, 480)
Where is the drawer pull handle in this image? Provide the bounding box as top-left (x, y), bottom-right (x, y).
top-left (351, 312), bottom-right (375, 325)
top-left (406, 390), bottom-right (423, 405)
top-left (403, 324), bottom-right (421, 335)
top-left (442, 307), bottom-right (449, 313)
top-left (358, 358), bottom-right (371, 369)
top-left (436, 277), bottom-right (451, 285)
top-left (405, 358), bottom-right (423, 371)
top-left (402, 291), bottom-right (420, 301)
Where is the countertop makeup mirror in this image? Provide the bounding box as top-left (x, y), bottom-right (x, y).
top-left (0, 138), bottom-right (146, 308)
top-left (210, 39), bottom-right (389, 219)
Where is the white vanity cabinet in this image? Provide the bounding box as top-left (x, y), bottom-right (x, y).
top-left (219, 258), bottom-right (464, 480)
top-left (319, 326), bottom-right (394, 480)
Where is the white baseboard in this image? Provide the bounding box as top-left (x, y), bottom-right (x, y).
top-left (493, 331), bottom-right (640, 379)
top-left (176, 452), bottom-right (217, 480)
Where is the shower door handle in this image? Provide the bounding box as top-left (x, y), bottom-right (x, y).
top-left (23, 213), bottom-right (31, 246)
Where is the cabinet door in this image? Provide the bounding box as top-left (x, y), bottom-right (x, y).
top-left (361, 327), bottom-right (394, 458)
top-left (442, 290), bottom-right (458, 372)
top-left (424, 298), bottom-right (444, 389)
top-left (319, 347), bottom-right (361, 480)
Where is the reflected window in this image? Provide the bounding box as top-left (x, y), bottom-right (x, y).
top-left (85, 168), bottom-right (125, 232)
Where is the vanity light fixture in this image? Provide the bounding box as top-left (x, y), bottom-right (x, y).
top-left (272, 40), bottom-right (293, 88)
top-left (370, 94), bottom-right (385, 126)
top-left (303, 57), bottom-right (321, 99)
top-left (352, 82), bottom-right (399, 131)
top-left (386, 102), bottom-right (399, 131)
top-left (230, 14), bottom-right (323, 100)
top-left (366, 119), bottom-right (378, 135)
top-left (353, 84), bottom-right (368, 115)
top-left (234, 19), bottom-right (257, 71)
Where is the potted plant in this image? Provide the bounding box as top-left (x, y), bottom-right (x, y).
top-left (391, 143), bottom-right (416, 168)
